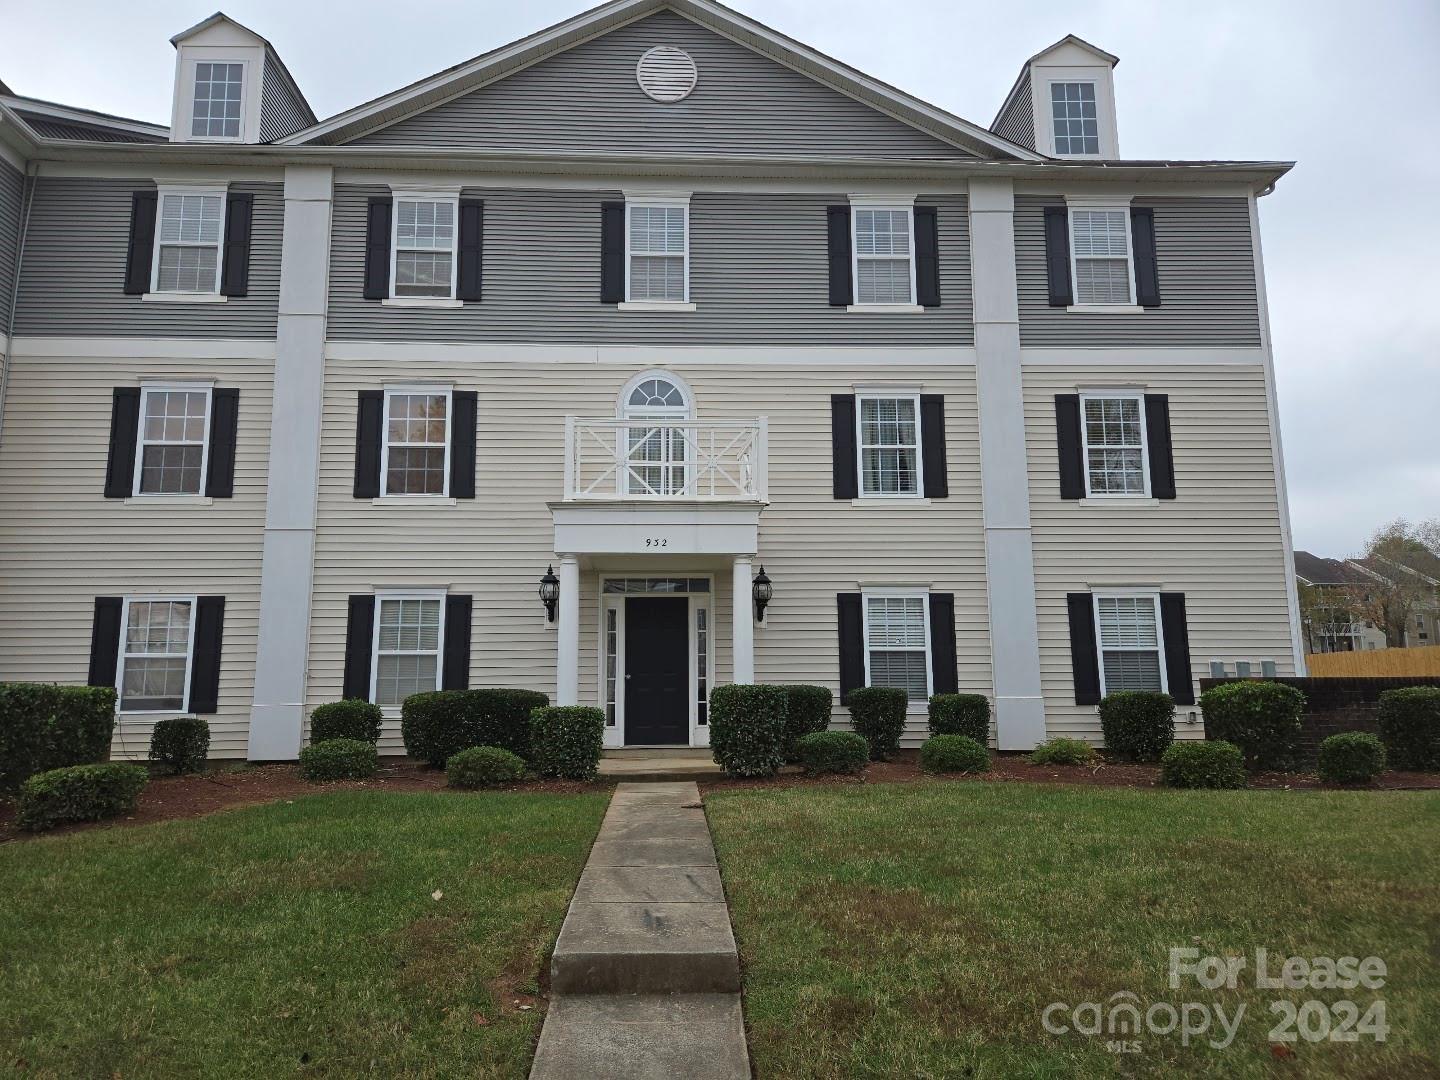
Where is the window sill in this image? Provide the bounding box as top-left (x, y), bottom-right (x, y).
top-left (382, 298), bottom-right (463, 309)
top-left (1066, 304), bottom-right (1145, 314)
top-left (1079, 497), bottom-right (1160, 507)
top-left (618, 301), bottom-right (697, 312)
top-left (123, 495), bottom-right (214, 506)
top-left (371, 496), bottom-right (458, 506)
top-left (847, 304), bottom-right (924, 314)
top-left (141, 293), bottom-right (227, 304)
top-left (850, 497), bottom-right (932, 507)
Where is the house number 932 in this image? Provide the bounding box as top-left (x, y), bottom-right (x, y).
top-left (644, 537), bottom-right (669, 548)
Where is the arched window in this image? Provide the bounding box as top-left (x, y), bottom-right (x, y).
top-left (619, 372), bottom-right (692, 495)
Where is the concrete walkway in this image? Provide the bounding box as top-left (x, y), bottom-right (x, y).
top-left (530, 782), bottom-right (750, 1079)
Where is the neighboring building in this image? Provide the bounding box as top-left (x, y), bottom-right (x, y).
top-left (0, 1), bottom-right (1305, 760)
top-left (1294, 551), bottom-right (1387, 653)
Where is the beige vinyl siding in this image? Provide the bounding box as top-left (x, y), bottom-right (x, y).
top-left (1024, 364), bottom-right (1297, 741)
top-left (0, 348), bottom-right (272, 758)
top-left (307, 360), bottom-right (987, 751)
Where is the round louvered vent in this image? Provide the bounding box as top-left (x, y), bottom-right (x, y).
top-left (636, 46), bottom-right (698, 103)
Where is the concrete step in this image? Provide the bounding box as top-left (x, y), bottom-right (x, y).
top-left (530, 994), bottom-right (749, 1080)
top-left (550, 900), bottom-right (741, 994)
top-left (599, 752), bottom-right (723, 781)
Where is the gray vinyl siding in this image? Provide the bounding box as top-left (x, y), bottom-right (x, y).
top-left (327, 185), bottom-right (973, 345)
top-left (345, 9), bottom-right (972, 160)
top-left (13, 177), bottom-right (282, 338)
top-left (0, 158), bottom-right (22, 331)
top-left (992, 72), bottom-right (1035, 151)
top-left (259, 60), bottom-right (311, 142)
top-left (1016, 194), bottom-right (1261, 347)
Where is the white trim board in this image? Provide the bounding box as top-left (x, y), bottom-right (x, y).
top-left (324, 342), bottom-right (978, 366)
top-left (1020, 348), bottom-right (1264, 366)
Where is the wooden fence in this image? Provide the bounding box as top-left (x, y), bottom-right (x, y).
top-left (1305, 646), bottom-right (1440, 678)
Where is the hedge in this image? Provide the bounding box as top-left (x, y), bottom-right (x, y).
top-left (847, 686), bottom-right (907, 762)
top-left (310, 700), bottom-right (383, 745)
top-left (782, 685), bottom-right (833, 761)
top-left (447, 746), bottom-right (527, 789)
top-left (530, 706), bottom-right (605, 781)
top-left (795, 730), bottom-right (868, 775)
top-left (919, 734), bottom-right (990, 774)
top-left (1160, 740), bottom-right (1247, 789)
top-left (148, 717), bottom-right (210, 775)
top-left (0, 683), bottom-right (117, 791)
top-left (1317, 732), bottom-right (1387, 786)
top-left (709, 684), bottom-right (788, 777)
top-left (401, 688), bottom-right (550, 767)
top-left (1377, 687), bottom-right (1440, 771)
top-left (1098, 691), bottom-right (1175, 762)
top-left (298, 738), bottom-right (378, 782)
top-left (17, 763), bottom-right (148, 832)
top-left (1029, 737), bottom-right (1098, 766)
top-left (928, 694), bottom-right (990, 742)
top-left (1199, 681), bottom-right (1306, 771)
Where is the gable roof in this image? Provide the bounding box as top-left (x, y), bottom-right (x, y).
top-left (282, 0), bottom-right (1042, 160)
top-left (0, 92), bottom-right (169, 143)
top-left (1025, 34), bottom-right (1119, 68)
top-left (1295, 551), bottom-right (1373, 587)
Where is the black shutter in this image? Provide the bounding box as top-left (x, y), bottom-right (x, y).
top-left (826, 205), bottom-right (852, 306)
top-left (450, 390), bottom-right (477, 499)
top-left (914, 205), bottom-right (940, 307)
top-left (920, 394), bottom-right (948, 499)
top-left (363, 197), bottom-right (392, 300)
top-left (342, 596), bottom-right (376, 701)
top-left (353, 391), bottom-right (383, 499)
top-left (830, 395), bottom-right (858, 500)
top-left (206, 388), bottom-right (239, 498)
top-left (600, 201), bottom-right (625, 303)
top-left (456, 198), bottom-right (484, 302)
top-left (1144, 394), bottom-right (1176, 500)
top-left (928, 593), bottom-right (957, 695)
top-left (219, 192), bottom-right (253, 298)
top-left (1067, 593), bottom-right (1101, 706)
top-left (188, 596), bottom-right (225, 714)
top-left (123, 190), bottom-right (157, 295)
top-left (1160, 593), bottom-right (1195, 705)
top-left (104, 387), bottom-right (141, 498)
top-left (1043, 205), bottom-right (1073, 307)
top-left (1131, 206), bottom-right (1161, 308)
top-left (1055, 394), bottom-right (1085, 500)
top-left (442, 595), bottom-right (473, 691)
top-left (88, 597), bottom-right (123, 688)
top-left (837, 592), bottom-right (864, 705)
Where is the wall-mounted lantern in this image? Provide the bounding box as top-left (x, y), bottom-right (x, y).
top-left (752, 565), bottom-right (773, 623)
top-left (539, 565), bottom-right (560, 622)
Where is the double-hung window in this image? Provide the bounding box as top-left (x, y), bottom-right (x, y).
top-left (136, 384), bottom-right (212, 496)
top-left (857, 394), bottom-right (921, 497)
top-left (1051, 82), bottom-right (1099, 155)
top-left (371, 593), bottom-right (445, 707)
top-left (626, 200), bottom-right (689, 304)
top-left (863, 591), bottom-right (931, 702)
top-left (1094, 593), bottom-right (1166, 694)
top-left (391, 193), bottom-right (458, 300)
top-left (852, 205), bottom-right (915, 306)
top-left (382, 387), bottom-right (451, 497)
top-left (1068, 206), bottom-right (1133, 306)
top-left (1080, 393), bottom-right (1148, 496)
top-left (152, 186), bottom-right (226, 295)
top-left (118, 597), bottom-right (196, 712)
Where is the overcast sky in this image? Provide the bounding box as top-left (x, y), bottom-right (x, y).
top-left (2, 0), bottom-right (1436, 557)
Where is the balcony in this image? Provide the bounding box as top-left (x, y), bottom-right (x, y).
top-left (562, 417), bottom-right (769, 503)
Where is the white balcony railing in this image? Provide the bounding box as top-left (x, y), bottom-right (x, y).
top-left (563, 417), bottom-right (768, 501)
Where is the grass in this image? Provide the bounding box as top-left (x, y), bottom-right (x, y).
top-left (706, 781), bottom-right (1440, 1078)
top-left (0, 789), bottom-right (607, 1078)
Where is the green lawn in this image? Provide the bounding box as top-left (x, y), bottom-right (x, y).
top-left (707, 781), bottom-right (1440, 1079)
top-left (0, 789), bottom-right (607, 1078)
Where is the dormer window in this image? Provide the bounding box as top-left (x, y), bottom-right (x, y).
top-left (1050, 81), bottom-right (1099, 155)
top-left (191, 61), bottom-right (244, 139)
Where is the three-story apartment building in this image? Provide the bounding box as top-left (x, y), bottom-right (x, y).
top-left (0, 0), bottom-right (1305, 760)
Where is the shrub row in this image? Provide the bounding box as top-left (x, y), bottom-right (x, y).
top-left (0, 683), bottom-right (117, 791)
top-left (17, 763), bottom-right (148, 831)
top-left (401, 689), bottom-right (550, 767)
top-left (530, 706), bottom-right (606, 781)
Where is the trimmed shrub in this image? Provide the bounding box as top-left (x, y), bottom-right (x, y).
top-left (928, 694), bottom-right (990, 742)
top-left (1160, 740), bottom-right (1247, 789)
top-left (148, 717), bottom-right (210, 775)
top-left (401, 688), bottom-right (551, 767)
top-left (1029, 737), bottom-right (1099, 766)
top-left (531, 706), bottom-right (606, 781)
top-left (709, 684), bottom-right (788, 778)
top-left (1318, 732), bottom-right (1388, 786)
top-left (310, 699), bottom-right (383, 745)
top-left (795, 730), bottom-right (868, 776)
top-left (17, 763), bottom-right (148, 832)
top-left (1199, 682), bottom-right (1306, 771)
top-left (782, 685), bottom-right (833, 761)
top-left (447, 745), bottom-right (527, 789)
top-left (298, 738), bottom-right (377, 782)
top-left (1377, 687), bottom-right (1440, 771)
top-left (1098, 691), bottom-right (1176, 762)
top-left (0, 683), bottom-right (117, 791)
top-left (847, 687), bottom-right (908, 762)
top-left (919, 734), bottom-right (990, 774)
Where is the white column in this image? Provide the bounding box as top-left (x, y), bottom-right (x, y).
top-left (731, 556), bottom-right (755, 685)
top-left (556, 555), bottom-right (580, 705)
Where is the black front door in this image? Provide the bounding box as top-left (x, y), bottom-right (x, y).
top-left (624, 596), bottom-right (689, 745)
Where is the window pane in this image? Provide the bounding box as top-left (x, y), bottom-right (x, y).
top-left (394, 251), bottom-right (453, 297)
top-left (868, 651), bottom-right (928, 700)
top-left (122, 657), bottom-right (188, 711)
top-left (156, 244), bottom-right (219, 293)
top-left (855, 259), bottom-right (911, 304)
top-left (192, 63), bottom-right (243, 138)
top-left (374, 654), bottom-right (439, 706)
top-left (627, 378), bottom-right (685, 409)
top-left (1103, 650), bottom-right (1162, 692)
top-left (1071, 211), bottom-right (1127, 258)
top-left (854, 209), bottom-right (910, 256)
top-left (629, 206), bottom-right (686, 254)
top-left (396, 200), bottom-right (454, 250)
top-left (1051, 83), bottom-right (1099, 154)
top-left (862, 448), bottom-right (917, 494)
top-left (140, 445), bottom-right (204, 494)
top-left (629, 255), bottom-right (685, 301)
top-left (378, 599), bottom-right (441, 651)
top-left (1087, 448), bottom-right (1145, 494)
top-left (1074, 258), bottom-right (1130, 305)
top-left (1097, 597), bottom-right (1158, 648)
top-left (860, 398), bottom-right (917, 447)
top-left (866, 596), bottom-right (926, 647)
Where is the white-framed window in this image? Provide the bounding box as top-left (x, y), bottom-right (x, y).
top-left (371, 592), bottom-right (446, 707)
top-left (626, 200), bottom-right (689, 303)
top-left (862, 590), bottom-right (931, 702)
top-left (117, 597), bottom-right (197, 713)
top-left (152, 185), bottom-right (227, 295)
top-left (1080, 392), bottom-right (1149, 497)
top-left (135, 384), bottom-right (212, 496)
top-left (191, 61), bottom-right (245, 140)
top-left (382, 386), bottom-right (451, 497)
top-left (391, 193), bottom-right (459, 299)
top-left (852, 205), bottom-right (916, 305)
top-left (1069, 206), bottom-right (1134, 306)
top-left (1050, 81), bottom-right (1099, 156)
top-left (856, 394), bottom-right (922, 498)
top-left (621, 371), bottom-right (692, 495)
top-left (1093, 592), bottom-right (1167, 695)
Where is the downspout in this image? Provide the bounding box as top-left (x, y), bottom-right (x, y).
top-left (0, 158), bottom-right (37, 451)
